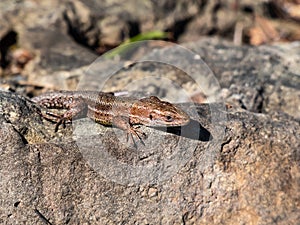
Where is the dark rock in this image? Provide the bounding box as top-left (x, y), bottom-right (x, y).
top-left (0, 91), bottom-right (49, 143)
top-left (63, 1), bottom-right (101, 49)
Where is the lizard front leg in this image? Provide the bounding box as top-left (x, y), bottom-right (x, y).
top-left (112, 116), bottom-right (146, 147)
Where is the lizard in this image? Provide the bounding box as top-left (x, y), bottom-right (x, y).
top-left (31, 91), bottom-right (190, 145)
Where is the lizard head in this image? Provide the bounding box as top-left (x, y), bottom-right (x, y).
top-left (130, 96), bottom-right (190, 127)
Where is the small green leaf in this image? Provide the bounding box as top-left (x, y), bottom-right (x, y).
top-left (104, 31), bottom-right (169, 59)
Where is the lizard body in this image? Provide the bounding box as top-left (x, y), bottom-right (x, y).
top-left (32, 91), bottom-right (190, 144)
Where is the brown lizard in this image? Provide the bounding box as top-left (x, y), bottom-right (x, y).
top-left (31, 91), bottom-right (190, 145)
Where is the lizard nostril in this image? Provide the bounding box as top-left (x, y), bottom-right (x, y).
top-left (149, 114), bottom-right (153, 120)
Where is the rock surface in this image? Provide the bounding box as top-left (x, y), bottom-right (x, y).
top-left (0, 89), bottom-right (299, 224)
top-left (185, 39), bottom-right (300, 120)
top-left (0, 0), bottom-right (299, 224)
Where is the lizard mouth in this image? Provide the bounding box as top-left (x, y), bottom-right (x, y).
top-left (172, 107), bottom-right (190, 126)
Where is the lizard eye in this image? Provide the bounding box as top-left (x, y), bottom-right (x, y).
top-left (165, 115), bottom-right (173, 122)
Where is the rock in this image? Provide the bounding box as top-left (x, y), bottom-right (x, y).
top-left (0, 91), bottom-right (49, 143)
top-left (184, 39), bottom-right (300, 120)
top-left (63, 0), bottom-right (101, 49)
top-left (0, 88), bottom-right (299, 224)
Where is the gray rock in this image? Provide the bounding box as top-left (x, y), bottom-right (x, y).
top-left (0, 88), bottom-right (299, 224)
top-left (185, 39), bottom-right (300, 120)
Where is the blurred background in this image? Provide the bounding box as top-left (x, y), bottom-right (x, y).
top-left (1, 0), bottom-right (299, 77)
top-left (0, 0), bottom-right (300, 73)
